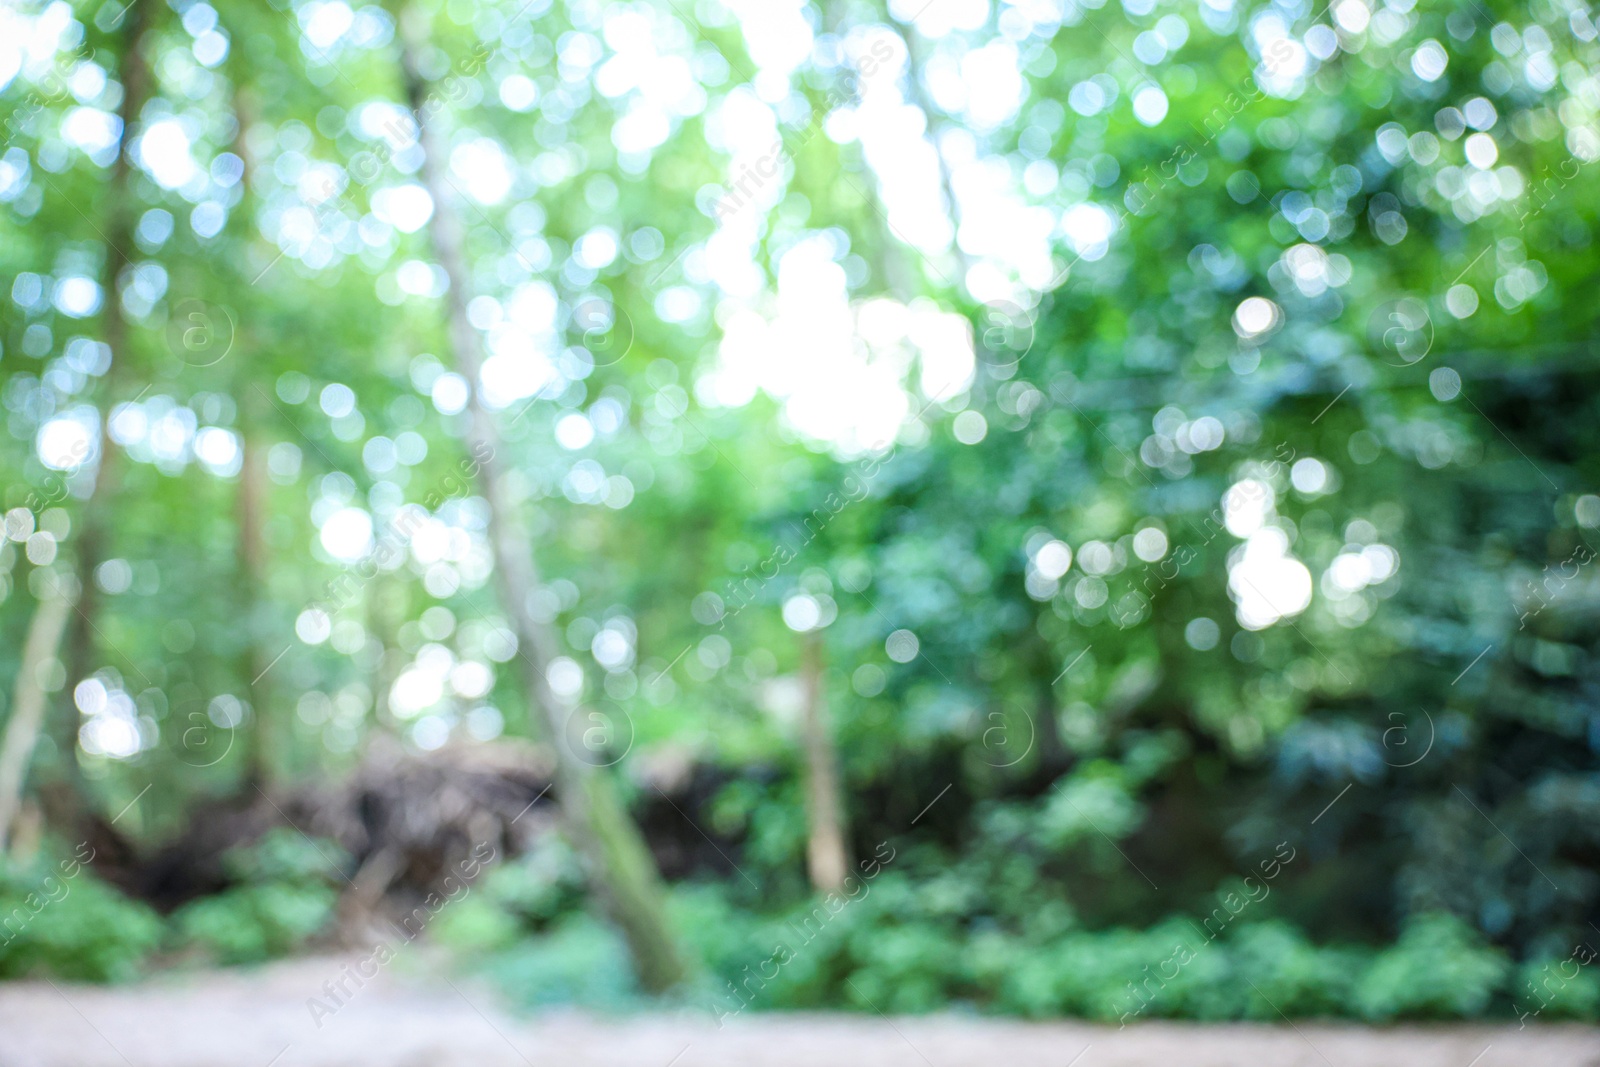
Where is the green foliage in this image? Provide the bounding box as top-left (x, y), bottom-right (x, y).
top-left (428, 890), bottom-right (523, 954)
top-left (433, 838), bottom-right (587, 953)
top-left (470, 879), bottom-right (1545, 1024)
top-left (1229, 922), bottom-right (1365, 1018)
top-left (0, 853), bottom-right (162, 982)
top-left (2, 0), bottom-right (1599, 1022)
top-left (472, 913), bottom-right (643, 1011)
top-left (170, 830), bottom-right (341, 964)
top-left (1355, 914), bottom-right (1508, 1020)
top-left (1513, 952), bottom-right (1600, 1022)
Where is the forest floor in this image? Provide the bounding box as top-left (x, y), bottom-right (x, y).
top-left (1, 953), bottom-right (1596, 1067)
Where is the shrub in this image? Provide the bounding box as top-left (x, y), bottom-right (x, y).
top-left (475, 912), bottom-right (640, 1009)
top-left (171, 829), bottom-right (342, 964)
top-left (1513, 952), bottom-right (1600, 1022)
top-left (0, 849), bottom-right (162, 982)
top-left (1356, 913), bottom-right (1508, 1020)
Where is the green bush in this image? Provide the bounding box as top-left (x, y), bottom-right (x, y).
top-left (668, 883), bottom-right (772, 1003)
top-left (456, 876), bottom-right (1537, 1025)
top-left (1356, 913), bottom-right (1508, 1020)
top-left (434, 843), bottom-right (585, 953)
top-left (841, 919), bottom-right (966, 1013)
top-left (1512, 953), bottom-right (1600, 1023)
top-left (1006, 927), bottom-right (1171, 1020)
top-left (0, 850), bottom-right (162, 982)
top-left (475, 912), bottom-right (641, 1010)
top-left (171, 829), bottom-right (342, 964)
top-left (429, 889), bottom-right (523, 953)
top-left (173, 882), bottom-right (336, 963)
top-left (1229, 922), bottom-right (1368, 1018)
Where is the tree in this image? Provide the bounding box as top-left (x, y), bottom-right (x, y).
top-left (5, 0), bottom-right (156, 841)
top-left (394, 5), bottom-right (685, 992)
top-left (0, 588), bottom-right (72, 852)
top-left (799, 630), bottom-right (850, 893)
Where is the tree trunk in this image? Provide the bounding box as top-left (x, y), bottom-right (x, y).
top-left (235, 405), bottom-right (272, 786)
top-left (800, 634), bottom-right (851, 893)
top-left (0, 586), bottom-right (75, 854)
top-left (1027, 631), bottom-right (1070, 783)
top-left (64, 0), bottom-right (151, 686)
top-left (220, 61), bottom-right (273, 787)
top-left (396, 9), bottom-right (686, 993)
top-left (28, 0), bottom-right (152, 830)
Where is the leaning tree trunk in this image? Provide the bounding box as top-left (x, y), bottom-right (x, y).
top-left (396, 10), bottom-right (686, 993)
top-left (0, 589), bottom-right (74, 854)
top-left (800, 634), bottom-right (851, 893)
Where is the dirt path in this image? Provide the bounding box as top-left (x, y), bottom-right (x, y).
top-left (1, 954), bottom-right (1594, 1067)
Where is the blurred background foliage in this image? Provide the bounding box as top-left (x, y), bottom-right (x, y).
top-left (2, 0), bottom-right (1599, 1025)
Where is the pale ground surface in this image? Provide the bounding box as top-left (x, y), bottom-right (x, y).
top-left (0, 954), bottom-right (1595, 1067)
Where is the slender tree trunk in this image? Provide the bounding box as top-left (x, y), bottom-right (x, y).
top-left (221, 67), bottom-right (272, 787)
top-left (800, 634), bottom-right (851, 893)
top-left (1026, 632), bottom-right (1069, 782)
top-left (0, 588), bottom-right (75, 854)
top-left (236, 416), bottom-right (271, 786)
top-left (397, 9), bottom-right (686, 993)
top-left (64, 0), bottom-right (150, 685)
top-left (27, 0), bottom-right (153, 830)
